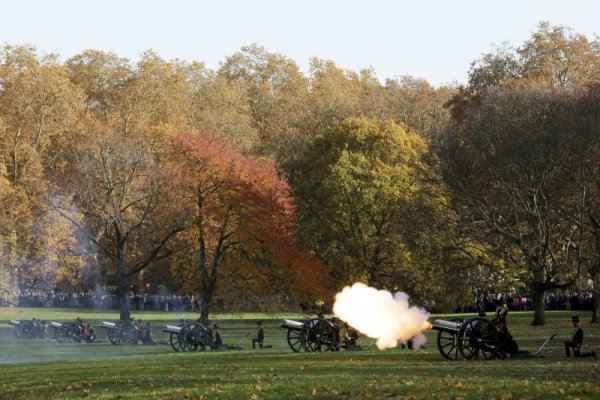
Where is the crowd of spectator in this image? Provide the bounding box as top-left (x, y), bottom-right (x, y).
top-left (4, 289), bottom-right (199, 313)
top-left (460, 291), bottom-right (594, 313)
top-left (1, 288), bottom-right (595, 314)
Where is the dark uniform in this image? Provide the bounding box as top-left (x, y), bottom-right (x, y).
top-left (565, 315), bottom-right (596, 357)
top-left (331, 317), bottom-right (341, 350)
top-left (252, 321), bottom-right (264, 349)
top-left (212, 324), bottom-right (222, 349)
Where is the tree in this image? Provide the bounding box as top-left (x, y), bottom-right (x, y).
top-left (305, 58), bottom-right (363, 135)
top-left (382, 76), bottom-right (456, 145)
top-left (468, 21), bottom-right (600, 91)
top-left (167, 132), bottom-right (325, 320)
top-left (53, 130), bottom-right (184, 320)
top-left (0, 163), bottom-right (19, 299)
top-left (288, 117), bottom-right (453, 304)
top-left (186, 65), bottom-right (258, 152)
top-left (445, 22), bottom-right (600, 324)
top-left (442, 83), bottom-right (581, 325)
top-left (561, 87), bottom-right (600, 322)
top-left (219, 44), bottom-right (309, 163)
top-left (67, 50), bottom-right (194, 146)
top-left (0, 44), bottom-right (86, 293)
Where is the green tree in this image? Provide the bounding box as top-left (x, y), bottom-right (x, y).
top-left (289, 117), bottom-right (453, 303)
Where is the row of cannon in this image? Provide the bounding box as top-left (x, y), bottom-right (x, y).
top-left (8, 319), bottom-right (140, 344)
top-left (280, 315), bottom-right (552, 359)
top-left (7, 319), bottom-right (217, 351)
top-left (9, 315), bottom-right (551, 359)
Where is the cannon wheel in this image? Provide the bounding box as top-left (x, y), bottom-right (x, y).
top-left (169, 332), bottom-right (182, 352)
top-left (301, 319), bottom-right (335, 352)
top-left (14, 325), bottom-right (24, 339)
top-left (107, 327), bottom-right (119, 345)
top-left (55, 326), bottom-right (66, 343)
top-left (63, 322), bottom-right (82, 343)
top-left (55, 322), bottom-right (81, 343)
top-left (286, 329), bottom-right (303, 352)
top-left (16, 322), bottom-right (38, 339)
top-left (180, 324), bottom-right (208, 352)
top-left (14, 322), bottom-right (29, 339)
top-left (458, 317), bottom-right (499, 360)
top-left (180, 324), bottom-right (197, 352)
top-left (436, 318), bottom-right (463, 360)
top-left (117, 322), bottom-right (139, 345)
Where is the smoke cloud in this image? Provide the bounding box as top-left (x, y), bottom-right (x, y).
top-left (333, 282), bottom-right (430, 350)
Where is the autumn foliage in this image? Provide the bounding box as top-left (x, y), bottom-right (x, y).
top-left (167, 133), bottom-right (328, 318)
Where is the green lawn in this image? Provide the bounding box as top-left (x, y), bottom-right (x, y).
top-left (1, 308), bottom-right (599, 399)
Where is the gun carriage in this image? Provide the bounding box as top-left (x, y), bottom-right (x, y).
top-left (431, 317), bottom-right (502, 360)
top-left (162, 323), bottom-right (211, 352)
top-left (8, 320), bottom-right (45, 339)
top-left (49, 321), bottom-right (83, 343)
top-left (100, 321), bottom-right (139, 345)
top-left (281, 318), bottom-right (337, 352)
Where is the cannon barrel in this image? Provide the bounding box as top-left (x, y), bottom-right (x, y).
top-left (162, 325), bottom-right (182, 334)
top-left (100, 321), bottom-right (116, 329)
top-left (431, 319), bottom-right (462, 334)
top-left (280, 319), bottom-right (304, 330)
top-left (49, 321), bottom-right (63, 329)
top-left (9, 320), bottom-right (21, 326)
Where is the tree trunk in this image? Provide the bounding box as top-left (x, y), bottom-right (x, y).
top-left (116, 273), bottom-right (131, 321)
top-left (199, 293), bottom-right (211, 322)
top-left (531, 286), bottom-right (546, 326)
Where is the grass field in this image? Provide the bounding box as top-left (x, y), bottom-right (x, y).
top-left (1, 308), bottom-right (599, 399)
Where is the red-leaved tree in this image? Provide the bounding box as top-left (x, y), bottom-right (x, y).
top-left (167, 132), bottom-right (327, 320)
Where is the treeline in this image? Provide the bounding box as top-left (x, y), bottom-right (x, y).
top-left (1, 22), bottom-right (599, 323)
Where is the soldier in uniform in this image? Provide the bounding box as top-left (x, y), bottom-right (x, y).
top-left (84, 323), bottom-right (96, 343)
top-left (565, 315), bottom-right (596, 357)
top-left (330, 316), bottom-right (341, 350)
top-left (343, 322), bottom-right (359, 349)
top-left (134, 319), bottom-right (145, 343)
top-left (142, 321), bottom-right (157, 345)
top-left (76, 317), bottom-right (86, 336)
top-left (252, 321), bottom-right (264, 349)
top-left (212, 323), bottom-right (222, 349)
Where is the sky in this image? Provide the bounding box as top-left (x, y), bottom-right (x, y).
top-left (0, 0), bottom-right (598, 86)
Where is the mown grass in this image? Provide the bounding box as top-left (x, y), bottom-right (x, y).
top-left (1, 308), bottom-right (599, 399)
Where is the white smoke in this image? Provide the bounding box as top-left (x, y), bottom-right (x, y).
top-left (333, 282), bottom-right (431, 350)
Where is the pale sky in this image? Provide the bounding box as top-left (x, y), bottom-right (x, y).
top-left (0, 0), bottom-right (598, 86)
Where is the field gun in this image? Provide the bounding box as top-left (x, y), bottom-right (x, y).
top-left (431, 315), bottom-right (557, 360)
top-left (8, 319), bottom-right (45, 339)
top-left (280, 318), bottom-right (338, 352)
top-left (49, 321), bottom-right (83, 343)
top-left (100, 321), bottom-right (139, 345)
top-left (431, 317), bottom-right (502, 360)
top-left (162, 322), bottom-right (211, 352)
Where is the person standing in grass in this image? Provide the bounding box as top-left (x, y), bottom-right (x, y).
top-left (212, 323), bottom-right (222, 349)
top-left (252, 321), bottom-right (264, 349)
